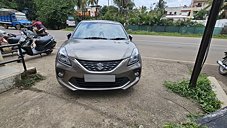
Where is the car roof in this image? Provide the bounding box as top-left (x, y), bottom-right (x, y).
top-left (80, 20), bottom-right (121, 25)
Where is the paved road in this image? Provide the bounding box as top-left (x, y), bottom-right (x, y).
top-left (2, 27), bottom-right (226, 65)
top-left (1, 26), bottom-right (227, 127)
top-left (1, 27), bottom-right (227, 87)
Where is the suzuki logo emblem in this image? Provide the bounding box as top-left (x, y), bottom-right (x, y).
top-left (96, 63), bottom-right (104, 70)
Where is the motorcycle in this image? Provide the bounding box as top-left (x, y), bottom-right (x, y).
top-left (217, 52), bottom-right (227, 75)
top-left (5, 29), bottom-right (57, 61)
top-left (27, 26), bottom-right (48, 38)
top-left (0, 30), bottom-right (21, 54)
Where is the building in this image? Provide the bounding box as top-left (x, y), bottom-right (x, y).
top-left (77, 5), bottom-right (101, 17)
top-left (165, 0), bottom-right (208, 20)
top-left (87, 5), bottom-right (101, 17)
top-left (165, 6), bottom-right (187, 21)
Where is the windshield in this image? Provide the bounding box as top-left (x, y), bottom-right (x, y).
top-left (72, 22), bottom-right (128, 40)
top-left (15, 15), bottom-right (28, 21)
top-left (68, 16), bottom-right (74, 21)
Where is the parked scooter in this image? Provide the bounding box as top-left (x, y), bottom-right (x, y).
top-left (217, 52), bottom-right (227, 75)
top-left (16, 29), bottom-right (57, 57)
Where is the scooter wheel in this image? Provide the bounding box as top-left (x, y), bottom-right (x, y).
top-left (219, 58), bottom-right (227, 75)
top-left (45, 50), bottom-right (53, 55)
top-left (17, 57), bottom-right (21, 63)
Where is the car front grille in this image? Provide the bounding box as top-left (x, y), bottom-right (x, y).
top-left (69, 77), bottom-right (129, 88)
top-left (77, 60), bottom-right (122, 72)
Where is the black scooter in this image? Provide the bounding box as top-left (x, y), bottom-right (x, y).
top-left (7, 29), bottom-right (57, 58)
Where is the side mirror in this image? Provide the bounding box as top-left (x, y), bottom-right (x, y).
top-left (67, 33), bottom-right (72, 39)
top-left (129, 35), bottom-right (133, 41)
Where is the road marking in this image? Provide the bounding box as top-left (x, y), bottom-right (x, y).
top-left (142, 56), bottom-right (217, 66)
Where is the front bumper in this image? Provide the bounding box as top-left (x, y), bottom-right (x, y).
top-left (56, 58), bottom-right (141, 91)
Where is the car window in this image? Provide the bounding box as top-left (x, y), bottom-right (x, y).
top-left (72, 22), bottom-right (128, 39)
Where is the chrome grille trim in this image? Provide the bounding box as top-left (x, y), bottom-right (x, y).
top-left (77, 60), bottom-right (122, 72)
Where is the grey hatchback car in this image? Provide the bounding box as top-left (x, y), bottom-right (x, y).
top-left (55, 20), bottom-right (141, 91)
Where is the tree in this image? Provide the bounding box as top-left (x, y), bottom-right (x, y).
top-left (140, 6), bottom-right (148, 13)
top-left (0, 0), bottom-right (17, 9)
top-left (113, 0), bottom-right (135, 16)
top-left (205, 0), bottom-right (227, 19)
top-left (87, 0), bottom-right (99, 6)
top-left (34, 0), bottom-right (76, 29)
top-left (193, 9), bottom-right (209, 20)
top-left (99, 5), bottom-right (118, 16)
top-left (154, 0), bottom-right (167, 15)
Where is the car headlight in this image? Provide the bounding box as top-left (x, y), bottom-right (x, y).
top-left (58, 47), bottom-right (71, 66)
top-left (128, 48), bottom-right (140, 66)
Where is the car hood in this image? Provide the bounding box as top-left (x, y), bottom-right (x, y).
top-left (63, 39), bottom-right (135, 61)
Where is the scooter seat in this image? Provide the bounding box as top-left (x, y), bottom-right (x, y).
top-left (7, 36), bottom-right (21, 44)
top-left (35, 36), bottom-right (53, 46)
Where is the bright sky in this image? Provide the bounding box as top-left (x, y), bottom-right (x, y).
top-left (98, 0), bottom-right (192, 8)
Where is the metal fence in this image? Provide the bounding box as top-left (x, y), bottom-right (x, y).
top-left (0, 43), bottom-right (27, 72)
top-left (126, 25), bottom-right (223, 35)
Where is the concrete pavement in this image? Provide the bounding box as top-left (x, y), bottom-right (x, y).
top-left (0, 57), bottom-right (206, 128)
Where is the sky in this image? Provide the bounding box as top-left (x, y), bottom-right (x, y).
top-left (98, 0), bottom-right (192, 8)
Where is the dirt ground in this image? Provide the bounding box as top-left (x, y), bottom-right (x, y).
top-left (1, 53), bottom-right (205, 128)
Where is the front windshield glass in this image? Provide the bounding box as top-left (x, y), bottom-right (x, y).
top-left (68, 16), bottom-right (74, 21)
top-left (72, 22), bottom-right (128, 39)
top-left (15, 15), bottom-right (28, 21)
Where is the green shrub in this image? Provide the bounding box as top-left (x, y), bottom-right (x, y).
top-left (164, 74), bottom-right (221, 114)
top-left (16, 73), bottom-right (45, 89)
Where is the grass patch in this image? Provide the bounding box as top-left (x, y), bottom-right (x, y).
top-left (16, 73), bottom-right (45, 89)
top-left (127, 30), bottom-right (227, 39)
top-left (163, 73), bottom-right (221, 128)
top-left (127, 30), bottom-right (203, 38)
top-left (163, 121), bottom-right (207, 128)
top-left (61, 28), bottom-right (227, 39)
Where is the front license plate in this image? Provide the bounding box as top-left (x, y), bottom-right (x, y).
top-left (84, 74), bottom-right (115, 82)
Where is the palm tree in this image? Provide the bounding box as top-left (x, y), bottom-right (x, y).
top-left (87, 0), bottom-right (99, 6)
top-left (154, 0), bottom-right (167, 15)
top-left (204, 0), bottom-right (227, 19)
top-left (113, 0), bottom-right (134, 16)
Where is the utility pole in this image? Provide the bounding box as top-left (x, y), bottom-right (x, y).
top-left (189, 0), bottom-right (223, 87)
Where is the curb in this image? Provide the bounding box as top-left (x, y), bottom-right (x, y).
top-left (0, 66), bottom-right (21, 93)
top-left (208, 76), bottom-right (227, 108)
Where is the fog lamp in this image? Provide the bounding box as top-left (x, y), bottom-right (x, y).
top-left (58, 72), bottom-right (64, 77)
top-left (134, 72), bottom-right (140, 77)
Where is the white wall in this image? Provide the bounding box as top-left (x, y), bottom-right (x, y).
top-left (165, 7), bottom-right (182, 15)
top-left (192, 19), bottom-right (227, 27)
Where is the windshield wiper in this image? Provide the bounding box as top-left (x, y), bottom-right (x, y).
top-left (83, 37), bottom-right (107, 40)
top-left (109, 38), bottom-right (127, 40)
